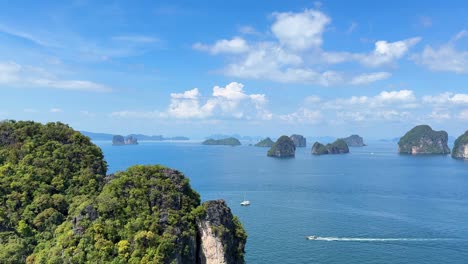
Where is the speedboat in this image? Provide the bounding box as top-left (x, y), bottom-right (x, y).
top-left (240, 200), bottom-right (250, 206)
top-left (307, 235), bottom-right (318, 240)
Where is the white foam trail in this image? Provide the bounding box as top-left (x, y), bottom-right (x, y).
top-left (308, 236), bottom-right (458, 242)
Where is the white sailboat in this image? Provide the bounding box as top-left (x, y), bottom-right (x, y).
top-left (240, 193), bottom-right (250, 206)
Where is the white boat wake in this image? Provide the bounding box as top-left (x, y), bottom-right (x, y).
top-left (307, 236), bottom-right (460, 242)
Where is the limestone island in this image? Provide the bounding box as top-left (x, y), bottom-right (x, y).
top-left (0, 120), bottom-right (247, 263)
top-left (267, 135), bottom-right (296, 157)
top-left (398, 125), bottom-right (450, 155)
top-left (290, 134), bottom-right (306, 147)
top-left (452, 130), bottom-right (468, 160)
top-left (312, 139), bottom-right (350, 155)
top-left (254, 137), bottom-right (274, 147)
top-left (202, 137), bottom-right (241, 146)
top-left (343, 134), bottom-right (366, 147)
top-left (112, 135), bottom-right (138, 145)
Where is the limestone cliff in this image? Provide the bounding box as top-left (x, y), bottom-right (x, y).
top-left (312, 139), bottom-right (349, 155)
top-left (343, 135), bottom-right (366, 147)
top-left (290, 134), bottom-right (306, 147)
top-left (267, 135), bottom-right (296, 157)
top-left (452, 130), bottom-right (468, 160)
top-left (197, 200), bottom-right (247, 264)
top-left (398, 125), bottom-right (450, 154)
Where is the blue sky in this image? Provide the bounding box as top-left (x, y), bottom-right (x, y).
top-left (0, 0), bottom-right (467, 138)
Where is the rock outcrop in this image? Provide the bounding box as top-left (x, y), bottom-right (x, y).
top-left (267, 135), bottom-right (296, 157)
top-left (398, 125), bottom-right (450, 154)
top-left (343, 135), bottom-right (366, 147)
top-left (202, 137), bottom-right (241, 146)
top-left (254, 137), bottom-right (274, 147)
top-left (197, 200), bottom-right (247, 264)
top-left (452, 130), bottom-right (468, 160)
top-left (312, 139), bottom-right (349, 155)
top-left (112, 134), bottom-right (138, 145)
top-left (0, 121), bottom-right (247, 263)
top-left (290, 134), bottom-right (306, 147)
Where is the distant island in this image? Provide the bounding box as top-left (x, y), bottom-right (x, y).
top-left (267, 135), bottom-right (296, 157)
top-left (202, 137), bottom-right (241, 146)
top-left (254, 137), bottom-right (274, 147)
top-left (343, 135), bottom-right (366, 147)
top-left (112, 135), bottom-right (138, 145)
top-left (81, 131), bottom-right (189, 141)
top-left (452, 130), bottom-right (468, 160)
top-left (312, 139), bottom-right (349, 155)
top-left (290, 134), bottom-right (306, 147)
top-left (398, 125), bottom-right (450, 155)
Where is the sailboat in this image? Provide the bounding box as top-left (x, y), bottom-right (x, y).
top-left (240, 193), bottom-right (250, 206)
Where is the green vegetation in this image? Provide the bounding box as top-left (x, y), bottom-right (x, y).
top-left (452, 130), bottom-right (468, 159)
top-left (0, 120), bottom-right (107, 263)
top-left (312, 139), bottom-right (349, 155)
top-left (342, 135), bottom-right (366, 147)
top-left (202, 137), bottom-right (241, 146)
top-left (254, 137), bottom-right (274, 147)
top-left (398, 125), bottom-right (450, 154)
top-left (0, 120), bottom-right (247, 263)
top-left (267, 135), bottom-right (295, 157)
top-left (311, 142), bottom-right (328, 155)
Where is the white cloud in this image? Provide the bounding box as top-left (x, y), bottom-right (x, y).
top-left (0, 23), bottom-right (58, 47)
top-left (422, 92), bottom-right (468, 105)
top-left (0, 61), bottom-right (112, 92)
top-left (357, 37), bottom-right (421, 67)
top-left (350, 72), bottom-right (391, 85)
top-left (279, 108), bottom-right (323, 123)
top-left (429, 110), bottom-right (451, 120)
top-left (114, 82), bottom-right (272, 121)
top-left (193, 37), bottom-right (249, 54)
top-left (412, 30), bottom-right (468, 74)
top-left (50, 108), bottom-right (63, 113)
top-left (271, 9), bottom-right (330, 50)
top-left (193, 8), bottom-right (422, 85)
top-left (238, 26), bottom-right (259, 35)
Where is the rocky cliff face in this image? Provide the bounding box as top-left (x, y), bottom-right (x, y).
top-left (343, 135), bottom-right (366, 147)
top-left (312, 139), bottom-right (349, 155)
top-left (290, 134), bottom-right (306, 147)
top-left (452, 130), bottom-right (468, 160)
top-left (197, 200), bottom-right (247, 264)
top-left (398, 125), bottom-right (450, 154)
top-left (267, 135), bottom-right (296, 157)
top-left (0, 121), bottom-right (246, 263)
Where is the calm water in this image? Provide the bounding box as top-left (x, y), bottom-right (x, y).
top-left (96, 141), bottom-right (468, 264)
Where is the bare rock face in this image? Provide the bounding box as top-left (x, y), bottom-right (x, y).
top-left (290, 134), bottom-right (306, 147)
top-left (267, 136), bottom-right (296, 157)
top-left (452, 130), bottom-right (468, 160)
top-left (197, 200), bottom-right (247, 264)
top-left (398, 125), bottom-right (450, 155)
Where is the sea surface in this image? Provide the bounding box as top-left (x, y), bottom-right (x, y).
top-left (95, 140), bottom-right (468, 264)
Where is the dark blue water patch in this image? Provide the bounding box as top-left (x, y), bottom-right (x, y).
top-left (96, 140), bottom-right (468, 264)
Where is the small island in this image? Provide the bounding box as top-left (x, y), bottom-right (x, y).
top-left (112, 135), bottom-right (138, 145)
top-left (343, 134), bottom-right (366, 147)
top-left (202, 137), bottom-right (241, 146)
top-left (254, 137), bottom-right (274, 147)
top-left (452, 130), bottom-right (468, 160)
top-left (290, 134), bottom-right (306, 147)
top-left (312, 139), bottom-right (349, 155)
top-left (267, 135), bottom-right (296, 157)
top-left (398, 125), bottom-right (450, 155)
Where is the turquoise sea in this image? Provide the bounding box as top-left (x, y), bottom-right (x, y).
top-left (96, 141), bottom-right (468, 264)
